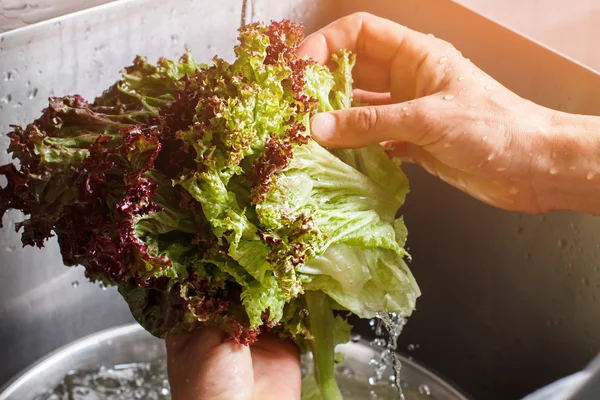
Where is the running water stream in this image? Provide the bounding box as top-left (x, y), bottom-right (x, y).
top-left (240, 0), bottom-right (255, 27)
top-left (368, 313), bottom-right (408, 400)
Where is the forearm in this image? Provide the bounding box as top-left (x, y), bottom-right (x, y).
top-left (534, 109), bottom-right (600, 215)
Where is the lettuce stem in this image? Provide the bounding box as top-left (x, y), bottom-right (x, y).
top-left (305, 291), bottom-right (343, 400)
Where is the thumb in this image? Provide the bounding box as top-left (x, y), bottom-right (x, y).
top-left (310, 102), bottom-right (426, 148)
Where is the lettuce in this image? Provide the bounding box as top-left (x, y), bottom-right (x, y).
top-left (0, 20), bottom-right (419, 399)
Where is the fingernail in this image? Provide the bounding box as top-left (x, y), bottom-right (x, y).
top-left (311, 113), bottom-right (336, 141)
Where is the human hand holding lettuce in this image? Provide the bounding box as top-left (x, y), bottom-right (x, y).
top-left (0, 19), bottom-right (418, 400)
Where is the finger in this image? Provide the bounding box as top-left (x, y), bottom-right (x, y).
top-left (351, 55), bottom-right (390, 92)
top-left (384, 141), bottom-right (423, 164)
top-left (165, 332), bottom-right (195, 355)
top-left (251, 334), bottom-right (301, 400)
top-left (297, 12), bottom-right (430, 66)
top-left (311, 101), bottom-right (431, 148)
top-left (166, 328), bottom-right (254, 400)
top-left (353, 89), bottom-right (392, 106)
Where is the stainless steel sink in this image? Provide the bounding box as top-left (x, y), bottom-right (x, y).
top-left (0, 323), bottom-right (469, 400)
top-left (1, 1), bottom-right (600, 399)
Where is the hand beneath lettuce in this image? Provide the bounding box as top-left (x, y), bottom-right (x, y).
top-left (299, 12), bottom-right (600, 216)
top-left (166, 329), bottom-right (301, 400)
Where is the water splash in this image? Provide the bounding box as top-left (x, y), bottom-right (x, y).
top-left (32, 360), bottom-right (170, 400)
top-left (34, 353), bottom-right (432, 400)
top-left (368, 313), bottom-right (408, 399)
top-left (418, 384), bottom-right (431, 396)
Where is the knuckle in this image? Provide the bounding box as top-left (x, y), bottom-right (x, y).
top-left (350, 11), bottom-right (374, 22)
top-left (436, 38), bottom-right (457, 52)
top-left (353, 107), bottom-right (380, 133)
top-left (409, 100), bottom-right (440, 144)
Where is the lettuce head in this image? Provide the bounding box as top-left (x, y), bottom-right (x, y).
top-left (0, 20), bottom-right (419, 400)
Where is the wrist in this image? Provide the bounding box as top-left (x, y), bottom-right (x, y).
top-left (533, 107), bottom-right (600, 215)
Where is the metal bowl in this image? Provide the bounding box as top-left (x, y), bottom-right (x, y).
top-left (0, 323), bottom-right (468, 400)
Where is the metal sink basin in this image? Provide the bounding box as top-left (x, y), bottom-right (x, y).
top-left (1, 1), bottom-right (600, 399)
top-left (0, 323), bottom-right (468, 400)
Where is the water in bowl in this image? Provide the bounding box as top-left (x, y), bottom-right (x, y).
top-left (32, 356), bottom-right (435, 400)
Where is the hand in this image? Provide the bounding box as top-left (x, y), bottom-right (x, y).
top-left (298, 12), bottom-right (600, 215)
top-left (166, 329), bottom-right (301, 400)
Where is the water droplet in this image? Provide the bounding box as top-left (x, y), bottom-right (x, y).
top-left (340, 366), bottom-right (354, 377)
top-left (161, 387), bottom-right (170, 395)
top-left (496, 167), bottom-right (507, 172)
top-left (55, 21), bottom-right (62, 27)
top-left (402, 106), bottom-right (409, 111)
top-left (443, 94), bottom-right (454, 100)
top-left (482, 135), bottom-right (488, 141)
top-left (299, 308), bottom-right (309, 318)
top-left (550, 167), bottom-right (558, 175)
top-left (72, 281), bottom-right (80, 288)
top-left (407, 344), bottom-right (419, 352)
top-left (14, 101), bottom-right (22, 108)
top-left (369, 357), bottom-right (380, 366)
top-left (372, 338), bottom-right (386, 347)
top-left (370, 390), bottom-right (378, 400)
top-left (5, 245), bottom-right (16, 252)
top-left (1, 94), bottom-right (12, 104)
top-left (350, 334), bottom-right (361, 342)
top-left (487, 154), bottom-right (496, 161)
top-left (484, 84), bottom-right (493, 91)
top-left (368, 376), bottom-right (377, 385)
top-left (458, 76), bottom-right (465, 81)
top-left (419, 384), bottom-right (431, 396)
top-left (170, 34), bottom-right (179, 44)
top-left (427, 33), bottom-right (435, 38)
top-left (27, 88), bottom-right (38, 99)
top-left (582, 278), bottom-right (589, 285)
top-left (509, 187), bottom-right (519, 195)
top-left (558, 238), bottom-right (568, 248)
top-left (369, 319), bottom-right (376, 327)
top-left (438, 56), bottom-right (448, 64)
top-left (445, 67), bottom-right (452, 73)
top-left (587, 171), bottom-right (596, 180)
